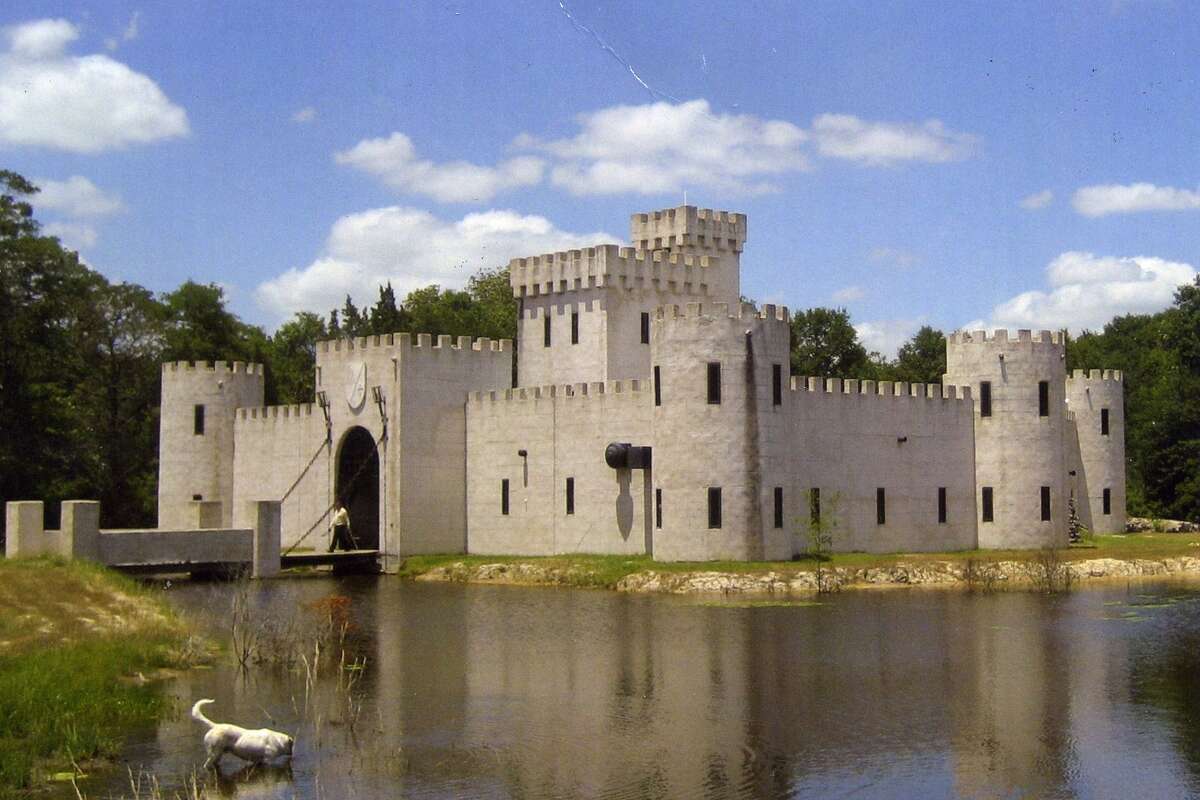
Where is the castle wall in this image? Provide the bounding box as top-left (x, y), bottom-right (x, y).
top-left (1065, 370), bottom-right (1126, 534)
top-left (466, 381), bottom-right (653, 556)
top-left (945, 330), bottom-right (1070, 549)
top-left (518, 293), bottom-right (607, 387)
top-left (158, 361), bottom-right (264, 529)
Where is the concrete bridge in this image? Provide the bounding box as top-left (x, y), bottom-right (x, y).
top-left (4, 500), bottom-right (379, 577)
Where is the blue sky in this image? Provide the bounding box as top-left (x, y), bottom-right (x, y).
top-left (2, 1), bottom-right (1198, 354)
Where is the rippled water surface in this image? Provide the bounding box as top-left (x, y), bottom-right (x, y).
top-left (76, 577), bottom-right (1200, 799)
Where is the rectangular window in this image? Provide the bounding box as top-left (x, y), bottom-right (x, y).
top-left (655, 488), bottom-right (662, 529)
top-left (938, 487), bottom-right (947, 524)
top-left (1040, 486), bottom-right (1051, 521)
top-left (1103, 487), bottom-right (1111, 515)
top-left (772, 364), bottom-right (783, 406)
top-left (876, 488), bottom-right (886, 525)
top-left (707, 362), bottom-right (721, 405)
top-left (980, 381), bottom-right (992, 417)
top-left (982, 487), bottom-right (994, 522)
top-left (810, 488), bottom-right (821, 525)
top-left (708, 487), bottom-right (722, 529)
top-left (501, 479), bottom-right (510, 515)
top-left (654, 365), bottom-right (662, 406)
top-left (640, 312), bottom-right (650, 344)
top-left (565, 477), bottom-right (575, 515)
top-left (1038, 381), bottom-right (1049, 417)
top-left (193, 404), bottom-right (205, 435)
top-left (773, 487), bottom-right (783, 529)
top-left (1101, 408), bottom-right (1110, 436)
top-left (571, 312), bottom-right (579, 345)
top-left (543, 314), bottom-right (551, 347)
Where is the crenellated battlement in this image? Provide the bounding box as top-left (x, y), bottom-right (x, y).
top-left (470, 378), bottom-right (648, 405)
top-left (523, 298), bottom-right (605, 319)
top-left (654, 301), bottom-right (791, 324)
top-left (1066, 368), bottom-right (1123, 383)
top-left (317, 333), bottom-right (511, 355)
top-left (946, 329), bottom-right (1066, 347)
top-left (235, 403), bottom-right (318, 422)
top-left (630, 205), bottom-right (747, 255)
top-left (509, 243), bottom-right (722, 299)
top-left (163, 360), bottom-right (264, 375)
top-left (788, 376), bottom-right (972, 404)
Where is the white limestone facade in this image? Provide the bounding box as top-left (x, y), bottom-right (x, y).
top-left (157, 205), bottom-right (1126, 563)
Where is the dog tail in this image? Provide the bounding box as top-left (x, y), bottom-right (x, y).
top-left (191, 698), bottom-right (216, 728)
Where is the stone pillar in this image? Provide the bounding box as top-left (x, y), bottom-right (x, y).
top-left (5, 501), bottom-right (44, 558)
top-left (190, 500), bottom-right (224, 529)
top-left (251, 500), bottom-right (282, 578)
top-left (61, 500), bottom-right (101, 561)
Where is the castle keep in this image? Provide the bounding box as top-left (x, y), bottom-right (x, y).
top-left (158, 206), bottom-right (1125, 568)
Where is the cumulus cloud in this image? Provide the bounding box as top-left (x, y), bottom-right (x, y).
top-left (974, 251), bottom-right (1196, 333)
top-left (855, 318), bottom-right (925, 358)
top-left (43, 221), bottom-right (98, 250)
top-left (292, 106), bottom-right (317, 124)
top-left (518, 99), bottom-right (810, 196)
top-left (811, 114), bottom-right (977, 166)
top-left (1020, 189), bottom-right (1053, 210)
top-left (0, 18), bottom-right (188, 153)
top-left (254, 206), bottom-right (615, 322)
top-left (1072, 182), bottom-right (1200, 217)
top-left (335, 132), bottom-right (544, 203)
top-left (35, 175), bottom-right (124, 217)
top-left (105, 11), bottom-right (141, 51)
top-left (832, 285), bottom-right (865, 303)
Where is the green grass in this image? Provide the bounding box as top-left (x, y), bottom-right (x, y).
top-left (397, 533), bottom-right (1200, 590)
top-left (0, 558), bottom-right (203, 797)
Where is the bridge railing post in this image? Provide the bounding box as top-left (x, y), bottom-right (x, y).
top-left (251, 500), bottom-right (281, 578)
top-left (5, 501), bottom-right (45, 558)
top-left (61, 501), bottom-right (101, 562)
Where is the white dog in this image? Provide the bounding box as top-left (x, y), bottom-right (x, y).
top-left (191, 699), bottom-right (294, 770)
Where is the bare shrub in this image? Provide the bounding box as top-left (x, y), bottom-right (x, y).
top-left (1033, 546), bottom-right (1074, 594)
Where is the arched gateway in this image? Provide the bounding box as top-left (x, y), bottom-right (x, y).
top-left (335, 426), bottom-right (380, 551)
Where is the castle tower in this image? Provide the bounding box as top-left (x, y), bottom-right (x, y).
top-left (945, 330), bottom-right (1069, 549)
top-left (650, 302), bottom-right (790, 561)
top-left (1065, 370), bottom-right (1126, 534)
top-left (158, 361), bottom-right (264, 529)
top-left (509, 206), bottom-right (747, 387)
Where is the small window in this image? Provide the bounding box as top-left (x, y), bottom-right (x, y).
top-left (708, 487), bottom-right (722, 529)
top-left (1103, 487), bottom-right (1111, 515)
top-left (773, 487), bottom-right (783, 529)
top-left (1038, 381), bottom-right (1049, 417)
top-left (571, 312), bottom-right (579, 345)
top-left (192, 493), bottom-right (203, 501)
top-left (707, 362), bottom-right (721, 405)
top-left (810, 488), bottom-right (821, 525)
top-left (654, 365), bottom-right (662, 406)
top-left (543, 314), bottom-right (551, 347)
top-left (1040, 486), bottom-right (1051, 521)
top-left (565, 477), bottom-right (575, 515)
top-left (982, 487), bottom-right (994, 522)
top-left (938, 487), bottom-right (947, 524)
top-left (980, 382), bottom-right (992, 418)
top-left (876, 488), bottom-right (886, 525)
top-left (193, 404), bottom-right (205, 435)
top-left (501, 479), bottom-right (510, 515)
top-left (772, 364), bottom-right (782, 407)
top-left (1101, 408), bottom-right (1110, 436)
top-left (655, 488), bottom-right (662, 529)
top-left (640, 312), bottom-right (650, 344)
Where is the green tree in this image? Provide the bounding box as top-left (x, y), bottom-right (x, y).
top-left (269, 311), bottom-right (327, 405)
top-left (368, 282), bottom-right (408, 334)
top-left (789, 307), bottom-right (871, 377)
top-left (467, 267), bottom-right (518, 341)
top-left (892, 325), bottom-right (947, 384)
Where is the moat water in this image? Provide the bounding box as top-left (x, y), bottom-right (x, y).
top-left (75, 577), bottom-right (1200, 799)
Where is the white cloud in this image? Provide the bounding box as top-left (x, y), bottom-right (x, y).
top-left (292, 106), bottom-right (317, 124)
top-left (832, 285), bottom-right (864, 303)
top-left (43, 220), bottom-right (98, 250)
top-left (811, 114), bottom-right (977, 166)
top-left (1020, 189), bottom-right (1053, 210)
top-left (868, 246), bottom-right (919, 269)
top-left (106, 11), bottom-right (141, 51)
top-left (856, 318), bottom-right (925, 358)
top-left (519, 99), bottom-right (810, 196)
top-left (35, 175), bottom-right (124, 217)
top-left (255, 206), bottom-right (615, 322)
top-left (0, 18), bottom-right (188, 153)
top-left (335, 132), bottom-right (543, 203)
top-left (1072, 182), bottom-right (1200, 217)
top-left (975, 251), bottom-right (1196, 332)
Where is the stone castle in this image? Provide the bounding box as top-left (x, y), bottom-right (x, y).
top-left (158, 206), bottom-right (1125, 569)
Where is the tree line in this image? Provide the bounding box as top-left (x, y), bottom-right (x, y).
top-left (1, 170), bottom-right (1196, 538)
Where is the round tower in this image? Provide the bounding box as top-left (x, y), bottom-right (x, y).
top-left (1065, 369), bottom-right (1126, 534)
top-left (650, 301), bottom-right (790, 561)
top-left (945, 330), bottom-right (1068, 549)
top-left (158, 361), bottom-right (264, 529)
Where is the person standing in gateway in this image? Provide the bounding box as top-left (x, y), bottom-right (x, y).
top-left (328, 502), bottom-right (356, 552)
